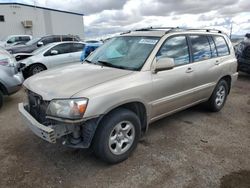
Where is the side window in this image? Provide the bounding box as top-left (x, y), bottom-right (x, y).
top-left (63, 36), bottom-right (73, 41)
top-left (190, 35), bottom-right (211, 62)
top-left (53, 36), bottom-right (61, 42)
top-left (0, 15), bottom-right (5, 22)
top-left (51, 43), bottom-right (72, 55)
top-left (41, 37), bottom-right (55, 45)
top-left (72, 43), bottom-right (85, 52)
top-left (207, 36), bottom-right (218, 57)
top-left (213, 36), bottom-right (230, 56)
top-left (156, 36), bottom-right (190, 66)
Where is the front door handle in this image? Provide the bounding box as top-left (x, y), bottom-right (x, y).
top-left (215, 60), bottom-right (220, 65)
top-left (186, 67), bottom-right (193, 73)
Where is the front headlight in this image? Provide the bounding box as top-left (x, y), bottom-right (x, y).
top-left (46, 98), bottom-right (88, 120)
top-left (0, 58), bottom-right (15, 67)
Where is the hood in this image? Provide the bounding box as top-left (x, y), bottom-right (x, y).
top-left (23, 63), bottom-right (133, 100)
top-left (14, 53), bottom-right (33, 62)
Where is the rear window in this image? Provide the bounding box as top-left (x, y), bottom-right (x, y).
top-left (213, 36), bottom-right (230, 56)
top-left (190, 35), bottom-right (211, 62)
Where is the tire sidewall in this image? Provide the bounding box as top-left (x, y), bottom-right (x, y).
top-left (94, 108), bottom-right (141, 164)
top-left (211, 80), bottom-right (229, 111)
top-left (29, 64), bottom-right (45, 76)
top-left (0, 90), bottom-right (3, 109)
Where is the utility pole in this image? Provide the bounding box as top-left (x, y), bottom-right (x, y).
top-left (229, 22), bottom-right (233, 39)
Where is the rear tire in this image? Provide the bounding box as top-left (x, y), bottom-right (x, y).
top-left (207, 79), bottom-right (229, 112)
top-left (93, 108), bottom-right (141, 164)
top-left (0, 90), bottom-right (3, 109)
top-left (28, 64), bottom-right (46, 77)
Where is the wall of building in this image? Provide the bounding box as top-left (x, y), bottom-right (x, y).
top-left (0, 4), bottom-right (84, 39)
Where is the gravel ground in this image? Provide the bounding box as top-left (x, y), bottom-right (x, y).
top-left (0, 73), bottom-right (249, 188)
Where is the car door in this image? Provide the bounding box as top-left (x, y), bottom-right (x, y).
top-left (69, 43), bottom-right (85, 62)
top-left (187, 35), bottom-right (222, 100)
top-left (151, 35), bottom-right (197, 120)
top-left (43, 43), bottom-right (74, 68)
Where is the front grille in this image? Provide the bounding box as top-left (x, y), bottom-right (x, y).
top-left (27, 90), bottom-right (50, 124)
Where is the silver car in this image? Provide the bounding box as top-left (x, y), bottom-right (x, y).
top-left (0, 35), bottom-right (32, 48)
top-left (19, 28), bottom-right (238, 163)
top-left (17, 41), bottom-right (85, 77)
top-left (0, 48), bottom-right (23, 109)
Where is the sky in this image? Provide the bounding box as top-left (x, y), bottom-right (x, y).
top-left (1, 0), bottom-right (250, 39)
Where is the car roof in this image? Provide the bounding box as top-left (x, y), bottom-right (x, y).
top-left (8, 35), bottom-right (32, 37)
top-left (120, 28), bottom-right (228, 38)
top-left (122, 31), bottom-right (166, 37)
top-left (40, 35), bottom-right (79, 38)
top-left (50, 41), bottom-right (85, 46)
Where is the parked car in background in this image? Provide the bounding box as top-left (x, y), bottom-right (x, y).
top-left (0, 35), bottom-right (32, 48)
top-left (18, 41), bottom-right (85, 78)
top-left (85, 40), bottom-right (103, 44)
top-left (0, 47), bottom-right (23, 109)
top-left (19, 28), bottom-right (238, 164)
top-left (80, 42), bottom-right (102, 61)
top-left (6, 35), bottom-right (80, 55)
top-left (235, 33), bottom-right (250, 74)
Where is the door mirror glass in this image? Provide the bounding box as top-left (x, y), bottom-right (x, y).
top-left (50, 50), bottom-right (58, 55)
top-left (37, 41), bottom-right (44, 47)
top-left (154, 57), bottom-right (175, 73)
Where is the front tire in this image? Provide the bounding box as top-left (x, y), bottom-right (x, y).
top-left (93, 108), bottom-right (141, 164)
top-left (207, 79), bottom-right (229, 112)
top-left (28, 64), bottom-right (46, 77)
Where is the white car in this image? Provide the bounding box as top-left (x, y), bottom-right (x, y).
top-left (17, 41), bottom-right (85, 77)
top-left (0, 35), bottom-right (32, 48)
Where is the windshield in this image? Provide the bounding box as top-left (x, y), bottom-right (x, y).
top-left (32, 43), bottom-right (53, 55)
top-left (87, 36), bottom-right (159, 70)
top-left (25, 37), bottom-right (41, 45)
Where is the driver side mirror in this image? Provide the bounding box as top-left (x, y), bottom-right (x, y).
top-left (154, 57), bottom-right (175, 73)
top-left (7, 40), bottom-right (13, 44)
top-left (50, 50), bottom-right (58, 55)
top-left (37, 41), bottom-right (44, 47)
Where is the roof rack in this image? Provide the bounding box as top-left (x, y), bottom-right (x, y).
top-left (166, 28), bottom-right (223, 34)
top-left (120, 27), bottom-right (178, 35)
top-left (120, 27), bottom-right (224, 35)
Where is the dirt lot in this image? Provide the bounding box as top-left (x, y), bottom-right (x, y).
top-left (0, 73), bottom-right (249, 188)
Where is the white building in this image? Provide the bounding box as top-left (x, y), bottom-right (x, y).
top-left (0, 2), bottom-right (84, 39)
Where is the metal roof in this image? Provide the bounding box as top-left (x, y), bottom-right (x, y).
top-left (0, 2), bottom-right (84, 16)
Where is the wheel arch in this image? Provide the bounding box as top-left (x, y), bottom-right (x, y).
top-left (0, 82), bottom-right (8, 95)
top-left (98, 101), bottom-right (149, 135)
top-left (27, 62), bottom-right (47, 71)
top-left (218, 75), bottom-right (232, 94)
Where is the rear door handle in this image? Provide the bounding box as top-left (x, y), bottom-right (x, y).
top-left (186, 67), bottom-right (193, 73)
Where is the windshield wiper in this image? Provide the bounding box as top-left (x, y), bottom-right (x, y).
top-left (85, 59), bottom-right (92, 64)
top-left (97, 60), bottom-right (128, 70)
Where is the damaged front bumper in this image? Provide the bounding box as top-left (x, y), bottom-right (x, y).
top-left (19, 103), bottom-right (57, 143)
top-left (18, 103), bottom-right (100, 148)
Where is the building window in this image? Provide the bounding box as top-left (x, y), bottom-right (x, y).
top-left (0, 15), bottom-right (5, 22)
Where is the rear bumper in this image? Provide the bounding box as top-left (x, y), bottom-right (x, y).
top-left (231, 72), bottom-right (238, 87)
top-left (18, 103), bottom-right (56, 143)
